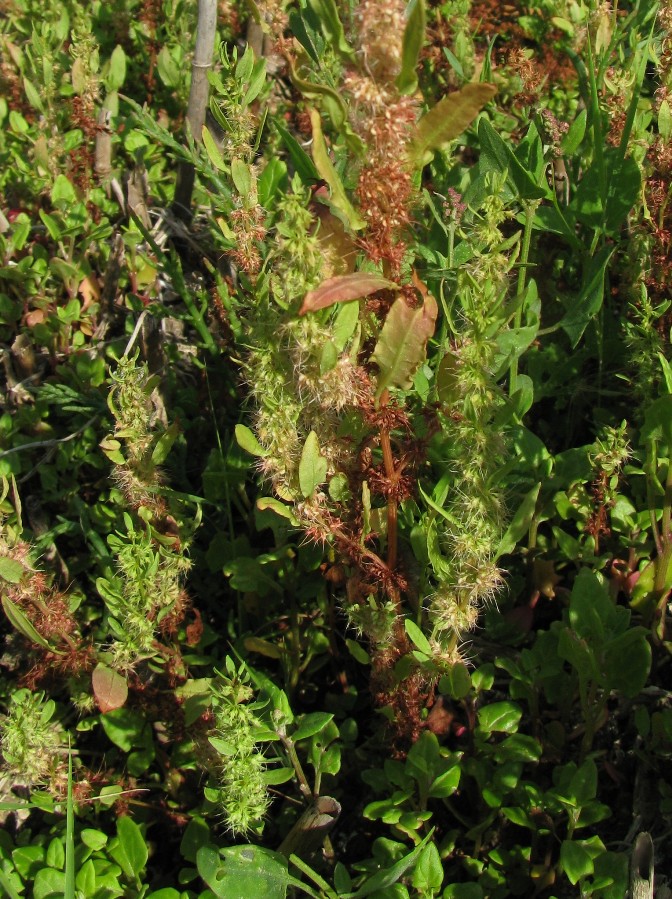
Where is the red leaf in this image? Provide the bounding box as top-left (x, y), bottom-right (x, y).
top-left (92, 664), bottom-right (128, 713)
top-left (300, 273), bottom-right (398, 315)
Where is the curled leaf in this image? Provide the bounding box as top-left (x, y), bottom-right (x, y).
top-left (300, 273), bottom-right (398, 315)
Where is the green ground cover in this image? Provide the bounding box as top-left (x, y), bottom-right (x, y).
top-left (1, 0), bottom-right (671, 895)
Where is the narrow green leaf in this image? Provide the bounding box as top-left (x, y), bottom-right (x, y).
top-left (408, 83), bottom-right (498, 168)
top-left (2, 595), bottom-right (64, 653)
top-left (201, 125), bottom-right (226, 171)
top-left (310, 109), bottom-right (365, 231)
top-left (495, 482), bottom-right (541, 559)
top-left (405, 618), bottom-right (433, 655)
top-left (396, 0), bottom-right (426, 95)
top-left (299, 431), bottom-right (328, 498)
top-left (561, 108), bottom-right (587, 155)
top-left (275, 121), bottom-right (319, 184)
top-left (373, 294), bottom-right (438, 401)
top-left (350, 829), bottom-right (434, 898)
top-left (479, 118), bottom-right (547, 200)
top-left (231, 158), bottom-right (253, 198)
top-left (151, 422), bottom-right (179, 466)
top-left (106, 44), bottom-right (127, 91)
top-left (333, 300), bottom-right (360, 350)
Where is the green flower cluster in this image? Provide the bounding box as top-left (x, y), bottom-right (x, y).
top-left (0, 690), bottom-right (66, 791)
top-left (209, 668), bottom-right (270, 836)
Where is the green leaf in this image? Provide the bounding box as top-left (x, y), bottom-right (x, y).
top-left (75, 860), bottom-right (96, 896)
top-left (2, 595), bottom-right (63, 653)
top-left (560, 244), bottom-right (614, 346)
top-left (310, 109), bottom-right (365, 231)
top-left (604, 629), bottom-right (651, 697)
top-left (112, 817), bottom-right (148, 880)
top-left (202, 125), bottom-right (226, 171)
top-left (292, 712), bottom-right (334, 742)
top-left (288, 60), bottom-right (348, 131)
top-left (350, 829), bottom-right (434, 898)
top-left (299, 431), bottom-right (328, 498)
top-left (496, 482), bottom-right (541, 559)
top-left (428, 765), bottom-right (460, 798)
top-left (396, 0), bottom-right (426, 95)
top-left (477, 701), bottom-right (522, 734)
top-left (263, 767), bottom-right (295, 785)
top-left (561, 108), bottom-right (587, 155)
top-left (151, 422), bottom-right (179, 466)
top-left (0, 557), bottom-right (25, 583)
top-left (373, 294), bottom-right (438, 401)
top-left (346, 637), bottom-right (370, 664)
top-left (642, 395), bottom-right (672, 445)
top-left (256, 497), bottom-right (300, 526)
top-left (443, 885), bottom-right (484, 899)
top-left (411, 841), bottom-right (443, 893)
top-left (404, 618), bottom-right (432, 655)
top-left (275, 121), bottom-right (319, 184)
top-left (569, 759), bottom-right (598, 806)
top-left (235, 423), bottom-right (269, 457)
top-left (306, 0), bottom-right (355, 60)
top-left (197, 845), bottom-right (291, 899)
top-left (80, 829), bottom-right (108, 851)
top-left (478, 118), bottom-right (547, 200)
top-left (243, 57), bottom-right (267, 107)
top-left (51, 174), bottom-right (77, 208)
top-left (300, 273), bottom-right (397, 315)
top-left (258, 157), bottom-right (287, 207)
top-left (100, 707), bottom-right (149, 752)
top-left (659, 98), bottom-right (672, 139)
top-left (157, 46), bottom-right (180, 88)
top-left (333, 301), bottom-right (360, 351)
top-left (408, 83), bottom-right (498, 168)
top-left (231, 158), bottom-right (253, 198)
top-left (438, 663), bottom-right (472, 699)
top-left (106, 44), bottom-right (126, 91)
top-left (32, 868), bottom-right (66, 899)
top-left (560, 840), bottom-right (594, 885)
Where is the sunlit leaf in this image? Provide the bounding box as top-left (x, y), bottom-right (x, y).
top-left (408, 83), bottom-right (498, 168)
top-left (373, 294), bottom-right (438, 401)
top-left (300, 273), bottom-right (397, 315)
top-left (299, 431), bottom-right (328, 498)
top-left (396, 0), bottom-right (426, 95)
